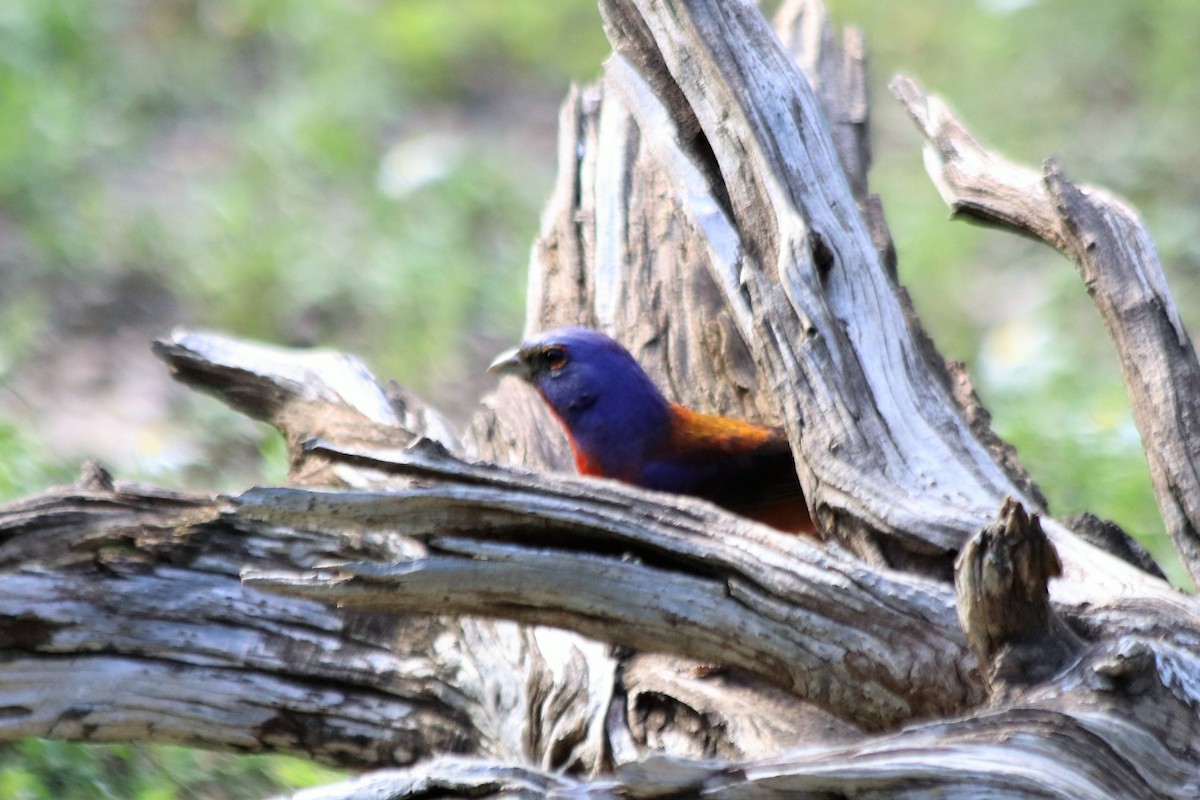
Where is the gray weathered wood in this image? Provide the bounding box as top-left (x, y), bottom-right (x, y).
top-left (0, 0), bottom-right (1197, 798)
top-left (892, 74), bottom-right (1200, 585)
top-left (239, 441), bottom-right (978, 731)
top-left (596, 0), bottom-right (1173, 606)
top-left (0, 477), bottom-right (473, 766)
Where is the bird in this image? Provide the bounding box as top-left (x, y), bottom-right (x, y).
top-left (489, 327), bottom-right (814, 534)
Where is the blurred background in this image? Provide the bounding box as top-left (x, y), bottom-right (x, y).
top-left (1, 0), bottom-right (1196, 796)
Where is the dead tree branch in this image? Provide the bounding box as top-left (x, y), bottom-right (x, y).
top-left (0, 0), bottom-right (1197, 798)
top-left (892, 74), bottom-right (1200, 585)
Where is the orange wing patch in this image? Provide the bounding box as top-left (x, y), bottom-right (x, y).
top-left (663, 404), bottom-right (780, 456)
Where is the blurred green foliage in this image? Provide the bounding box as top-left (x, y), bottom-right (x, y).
top-left (0, 421), bottom-right (73, 498)
top-left (0, 0), bottom-right (606, 398)
top-left (1, 0), bottom-right (1198, 794)
top-left (0, 739), bottom-right (344, 800)
top-left (0, 0), bottom-right (608, 795)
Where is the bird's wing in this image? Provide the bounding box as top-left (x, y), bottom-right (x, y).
top-left (661, 405), bottom-right (814, 534)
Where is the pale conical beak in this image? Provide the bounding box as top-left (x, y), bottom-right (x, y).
top-left (488, 346), bottom-right (531, 380)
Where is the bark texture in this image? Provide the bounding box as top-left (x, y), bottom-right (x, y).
top-left (2, 0), bottom-right (1198, 797)
top-left (892, 74), bottom-right (1200, 585)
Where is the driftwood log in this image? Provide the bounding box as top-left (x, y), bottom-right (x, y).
top-left (3, 0), bottom-right (1199, 797)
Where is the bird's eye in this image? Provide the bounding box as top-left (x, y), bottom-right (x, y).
top-left (543, 347), bottom-right (568, 370)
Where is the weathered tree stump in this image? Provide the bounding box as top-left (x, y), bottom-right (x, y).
top-left (2, 1), bottom-right (1198, 797)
